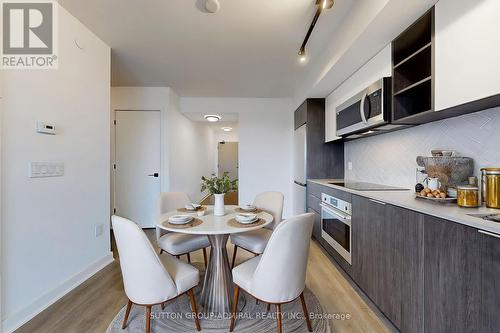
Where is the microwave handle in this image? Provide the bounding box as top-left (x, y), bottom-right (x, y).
top-left (360, 91), bottom-right (368, 124)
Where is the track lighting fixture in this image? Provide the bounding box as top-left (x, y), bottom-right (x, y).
top-left (322, 0), bottom-right (334, 10)
top-left (298, 47), bottom-right (307, 62)
top-left (298, 0), bottom-right (335, 62)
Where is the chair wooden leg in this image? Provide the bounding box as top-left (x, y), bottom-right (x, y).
top-left (229, 284), bottom-right (240, 332)
top-left (187, 289), bottom-right (201, 331)
top-left (276, 304), bottom-right (283, 333)
top-left (122, 300), bottom-right (132, 329)
top-left (267, 303), bottom-right (271, 312)
top-left (145, 305), bottom-right (152, 333)
top-left (231, 245), bottom-right (238, 268)
top-left (300, 292), bottom-right (313, 332)
top-left (187, 252), bottom-right (191, 263)
top-left (202, 248), bottom-right (207, 268)
top-left (161, 301), bottom-right (166, 310)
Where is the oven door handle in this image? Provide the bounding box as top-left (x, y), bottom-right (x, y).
top-left (320, 203), bottom-right (352, 224)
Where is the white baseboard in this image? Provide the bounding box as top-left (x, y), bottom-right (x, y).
top-left (1, 252), bottom-right (114, 333)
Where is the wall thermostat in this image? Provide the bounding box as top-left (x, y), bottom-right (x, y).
top-left (37, 121), bottom-right (56, 135)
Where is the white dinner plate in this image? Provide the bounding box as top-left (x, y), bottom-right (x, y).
top-left (236, 213), bottom-right (258, 224)
top-left (169, 215), bottom-right (193, 225)
top-left (236, 216), bottom-right (258, 224)
top-left (240, 205), bottom-right (256, 212)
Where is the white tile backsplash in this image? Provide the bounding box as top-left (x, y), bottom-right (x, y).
top-left (345, 107), bottom-right (500, 188)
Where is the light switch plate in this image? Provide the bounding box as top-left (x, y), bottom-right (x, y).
top-left (29, 162), bottom-right (64, 178)
top-left (348, 161), bottom-right (353, 170)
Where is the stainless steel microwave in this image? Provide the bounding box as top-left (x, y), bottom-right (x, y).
top-left (336, 77), bottom-right (391, 136)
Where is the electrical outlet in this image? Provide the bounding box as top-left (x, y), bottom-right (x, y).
top-left (348, 161), bottom-right (353, 170)
top-left (95, 224), bottom-right (104, 237)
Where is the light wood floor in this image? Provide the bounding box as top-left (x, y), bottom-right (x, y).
top-left (16, 230), bottom-right (393, 333)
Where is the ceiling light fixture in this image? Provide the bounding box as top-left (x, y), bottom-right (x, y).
top-left (204, 114), bottom-right (222, 122)
top-left (298, 47), bottom-right (307, 62)
top-left (322, 0), bottom-right (334, 10)
top-left (298, 0), bottom-right (335, 62)
top-left (221, 127), bottom-right (233, 132)
top-left (205, 0), bottom-right (220, 13)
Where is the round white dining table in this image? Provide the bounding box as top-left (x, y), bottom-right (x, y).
top-left (156, 205), bottom-right (273, 315)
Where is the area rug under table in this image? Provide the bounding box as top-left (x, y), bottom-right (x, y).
top-left (106, 284), bottom-right (330, 333)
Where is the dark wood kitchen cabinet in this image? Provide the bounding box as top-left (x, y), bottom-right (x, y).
top-left (352, 196), bottom-right (389, 310)
top-left (423, 216), bottom-right (482, 332)
top-left (352, 195), bottom-right (424, 332)
top-left (424, 216), bottom-right (500, 333)
top-left (318, 186), bottom-right (500, 332)
top-left (307, 208), bottom-right (321, 240)
top-left (294, 99), bottom-right (344, 179)
top-left (480, 230), bottom-right (500, 332)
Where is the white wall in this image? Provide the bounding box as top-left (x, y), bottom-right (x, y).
top-left (345, 107), bottom-right (500, 188)
top-left (214, 130), bottom-right (239, 143)
top-left (166, 91), bottom-right (215, 202)
top-left (179, 98), bottom-right (294, 217)
top-left (1, 5), bottom-right (112, 332)
top-left (111, 87), bottom-right (215, 203)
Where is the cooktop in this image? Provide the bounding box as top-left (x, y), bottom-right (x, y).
top-left (328, 181), bottom-right (409, 191)
top-left (467, 214), bottom-right (500, 223)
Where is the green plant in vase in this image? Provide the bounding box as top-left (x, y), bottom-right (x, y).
top-left (201, 172), bottom-right (238, 216)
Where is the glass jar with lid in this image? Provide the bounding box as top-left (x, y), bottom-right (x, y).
top-left (457, 185), bottom-right (479, 208)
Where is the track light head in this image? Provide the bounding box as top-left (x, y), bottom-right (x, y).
top-left (318, 0), bottom-right (334, 10)
top-left (298, 48), bottom-right (307, 62)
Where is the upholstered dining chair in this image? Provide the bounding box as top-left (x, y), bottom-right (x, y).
top-left (229, 213), bottom-right (315, 333)
top-left (156, 192), bottom-right (210, 267)
top-left (112, 215), bottom-right (201, 333)
top-left (230, 191), bottom-right (284, 268)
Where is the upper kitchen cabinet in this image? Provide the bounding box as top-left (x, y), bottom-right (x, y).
top-left (325, 45), bottom-right (392, 142)
top-left (393, 0), bottom-right (500, 125)
top-left (294, 99), bottom-right (344, 179)
top-left (392, 9), bottom-right (434, 124)
top-left (435, 0), bottom-right (500, 111)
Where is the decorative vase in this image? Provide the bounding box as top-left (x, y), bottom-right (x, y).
top-left (214, 193), bottom-right (226, 216)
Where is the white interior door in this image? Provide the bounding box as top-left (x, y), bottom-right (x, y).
top-left (114, 110), bottom-right (161, 228)
top-left (218, 142), bottom-right (238, 180)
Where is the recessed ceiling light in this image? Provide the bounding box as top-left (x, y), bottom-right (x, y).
top-left (221, 127), bottom-right (233, 132)
top-left (204, 114), bottom-right (221, 122)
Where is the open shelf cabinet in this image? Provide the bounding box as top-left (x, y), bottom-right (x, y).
top-left (392, 8), bottom-right (434, 124)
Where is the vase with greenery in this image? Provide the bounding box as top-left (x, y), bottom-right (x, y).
top-left (201, 172), bottom-right (238, 216)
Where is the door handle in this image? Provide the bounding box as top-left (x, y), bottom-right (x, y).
top-left (360, 91), bottom-right (368, 124)
top-left (148, 173), bottom-right (159, 178)
top-left (478, 230), bottom-right (500, 240)
top-left (369, 198), bottom-right (387, 205)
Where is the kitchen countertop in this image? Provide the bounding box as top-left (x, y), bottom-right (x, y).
top-left (309, 179), bottom-right (500, 235)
